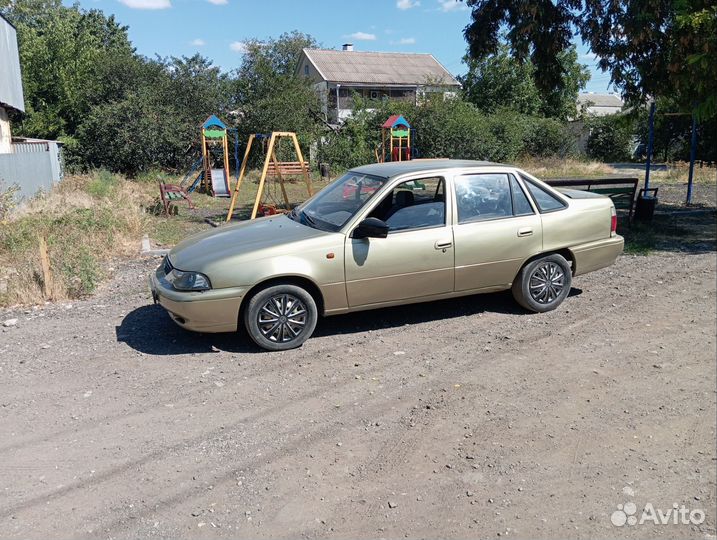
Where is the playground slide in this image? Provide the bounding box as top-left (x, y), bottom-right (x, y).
top-left (210, 168), bottom-right (230, 197)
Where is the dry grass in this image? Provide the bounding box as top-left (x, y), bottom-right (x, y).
top-left (0, 172), bottom-right (156, 307)
top-left (516, 157), bottom-right (619, 178)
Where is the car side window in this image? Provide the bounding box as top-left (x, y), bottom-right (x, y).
top-left (369, 177), bottom-right (445, 232)
top-left (454, 174), bottom-right (513, 224)
top-left (510, 175), bottom-right (535, 216)
top-left (523, 178), bottom-right (567, 212)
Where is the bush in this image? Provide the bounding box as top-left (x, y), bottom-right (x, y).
top-left (0, 181), bottom-right (20, 221)
top-left (315, 98), bottom-right (580, 171)
top-left (586, 115), bottom-right (634, 161)
top-left (522, 116), bottom-right (576, 158)
top-left (86, 170), bottom-right (120, 198)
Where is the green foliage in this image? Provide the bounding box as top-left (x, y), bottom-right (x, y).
top-left (316, 98), bottom-right (576, 171)
top-left (461, 47), bottom-right (541, 116)
top-left (76, 55), bottom-right (231, 175)
top-left (585, 115), bottom-right (634, 162)
top-left (463, 0), bottom-right (717, 119)
top-left (60, 245), bottom-right (102, 297)
top-left (632, 97), bottom-right (717, 162)
top-left (233, 32), bottom-right (322, 167)
top-left (522, 116), bottom-right (576, 157)
top-left (2, 0), bottom-right (135, 139)
top-left (0, 181), bottom-right (20, 221)
top-left (460, 46), bottom-right (589, 120)
top-left (86, 169), bottom-right (119, 198)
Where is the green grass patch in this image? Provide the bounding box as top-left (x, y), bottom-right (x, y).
top-left (86, 169), bottom-right (120, 198)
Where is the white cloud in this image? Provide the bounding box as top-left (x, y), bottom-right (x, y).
top-left (438, 0), bottom-right (468, 12)
top-left (230, 41), bottom-right (248, 53)
top-left (206, 0), bottom-right (228, 4)
top-left (580, 52), bottom-right (598, 61)
top-left (397, 0), bottom-right (420, 9)
top-left (347, 31), bottom-right (377, 41)
top-left (118, 0), bottom-right (171, 9)
top-left (398, 37), bottom-right (416, 45)
top-left (190, 38), bottom-right (206, 47)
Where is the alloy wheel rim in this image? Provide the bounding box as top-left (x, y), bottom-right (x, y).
top-left (529, 262), bottom-right (565, 304)
top-left (257, 294), bottom-right (308, 343)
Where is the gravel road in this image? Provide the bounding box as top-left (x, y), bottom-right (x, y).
top-left (0, 252), bottom-right (715, 539)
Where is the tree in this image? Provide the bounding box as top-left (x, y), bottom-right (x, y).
top-left (460, 46), bottom-right (542, 116)
top-left (233, 31), bottom-right (319, 106)
top-left (460, 45), bottom-right (589, 119)
top-left (2, 0), bottom-right (136, 138)
top-left (230, 32), bottom-right (322, 163)
top-left (77, 55), bottom-right (232, 175)
top-left (463, 0), bottom-right (717, 119)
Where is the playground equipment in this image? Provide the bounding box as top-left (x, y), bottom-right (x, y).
top-left (379, 114), bottom-right (412, 162)
top-left (226, 132), bottom-right (313, 221)
top-left (181, 115), bottom-right (237, 197)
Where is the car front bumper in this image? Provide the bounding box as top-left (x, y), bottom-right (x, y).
top-left (149, 268), bottom-right (247, 333)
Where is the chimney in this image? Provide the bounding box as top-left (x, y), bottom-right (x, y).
top-left (342, 43), bottom-right (354, 52)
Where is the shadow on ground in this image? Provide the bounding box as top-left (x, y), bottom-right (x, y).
top-left (116, 288), bottom-right (583, 356)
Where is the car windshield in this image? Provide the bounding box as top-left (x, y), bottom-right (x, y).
top-left (288, 172), bottom-right (387, 232)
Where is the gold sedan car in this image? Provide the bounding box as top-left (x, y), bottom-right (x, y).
top-left (150, 160), bottom-right (623, 350)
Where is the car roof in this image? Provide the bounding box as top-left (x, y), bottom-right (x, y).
top-left (350, 159), bottom-right (504, 178)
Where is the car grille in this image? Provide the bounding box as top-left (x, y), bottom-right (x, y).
top-left (163, 256), bottom-right (173, 276)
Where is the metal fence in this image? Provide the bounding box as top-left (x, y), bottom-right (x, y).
top-left (0, 141), bottom-right (63, 199)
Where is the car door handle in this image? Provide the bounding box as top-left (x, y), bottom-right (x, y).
top-left (517, 227), bottom-right (533, 237)
top-left (435, 240), bottom-right (453, 250)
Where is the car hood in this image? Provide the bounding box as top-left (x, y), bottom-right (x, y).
top-left (168, 215), bottom-right (331, 272)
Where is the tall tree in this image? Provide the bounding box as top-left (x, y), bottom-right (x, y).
top-left (460, 45), bottom-right (589, 119)
top-left (463, 0), bottom-right (717, 119)
top-left (230, 31), bottom-right (322, 161)
top-left (1, 0), bottom-right (136, 138)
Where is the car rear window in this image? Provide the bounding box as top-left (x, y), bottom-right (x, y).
top-left (522, 178), bottom-right (567, 213)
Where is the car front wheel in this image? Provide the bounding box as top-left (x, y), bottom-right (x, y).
top-left (512, 254), bottom-right (572, 313)
top-left (244, 284), bottom-right (318, 351)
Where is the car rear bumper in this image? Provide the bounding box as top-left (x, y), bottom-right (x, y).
top-left (570, 235), bottom-right (624, 276)
top-left (149, 270), bottom-right (246, 333)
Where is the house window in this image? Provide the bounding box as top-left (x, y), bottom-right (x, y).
top-left (304, 64), bottom-right (309, 75)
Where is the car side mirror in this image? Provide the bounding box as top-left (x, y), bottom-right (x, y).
top-left (352, 217), bottom-right (389, 239)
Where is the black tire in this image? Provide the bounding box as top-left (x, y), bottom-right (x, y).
top-left (512, 254), bottom-right (572, 313)
top-left (244, 284), bottom-right (318, 351)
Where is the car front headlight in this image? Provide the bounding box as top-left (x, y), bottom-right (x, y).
top-left (166, 269), bottom-right (211, 291)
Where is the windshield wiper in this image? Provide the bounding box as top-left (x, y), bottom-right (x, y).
top-left (300, 210), bottom-right (318, 227)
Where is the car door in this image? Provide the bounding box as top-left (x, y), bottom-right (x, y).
top-left (452, 172), bottom-right (543, 291)
top-left (344, 176), bottom-right (454, 307)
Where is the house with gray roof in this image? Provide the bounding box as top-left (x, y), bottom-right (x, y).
top-left (297, 45), bottom-right (461, 123)
top-left (577, 92), bottom-right (624, 116)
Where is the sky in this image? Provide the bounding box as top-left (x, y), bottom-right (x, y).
top-left (66, 0), bottom-right (612, 93)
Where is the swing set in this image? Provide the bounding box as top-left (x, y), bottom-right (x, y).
top-left (226, 131), bottom-right (313, 221)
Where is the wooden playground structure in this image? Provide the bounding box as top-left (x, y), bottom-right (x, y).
top-left (226, 131), bottom-right (313, 221)
top-left (378, 114), bottom-right (412, 163)
top-left (198, 115), bottom-right (231, 197)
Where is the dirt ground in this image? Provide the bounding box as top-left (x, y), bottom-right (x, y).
top-left (0, 247), bottom-right (715, 540)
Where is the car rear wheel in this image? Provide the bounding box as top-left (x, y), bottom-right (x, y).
top-left (512, 254), bottom-right (572, 313)
top-left (244, 284), bottom-right (318, 351)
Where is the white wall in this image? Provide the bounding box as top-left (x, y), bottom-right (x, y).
top-left (0, 106), bottom-right (11, 154)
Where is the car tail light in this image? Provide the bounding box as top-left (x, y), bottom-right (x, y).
top-left (610, 206), bottom-right (617, 236)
